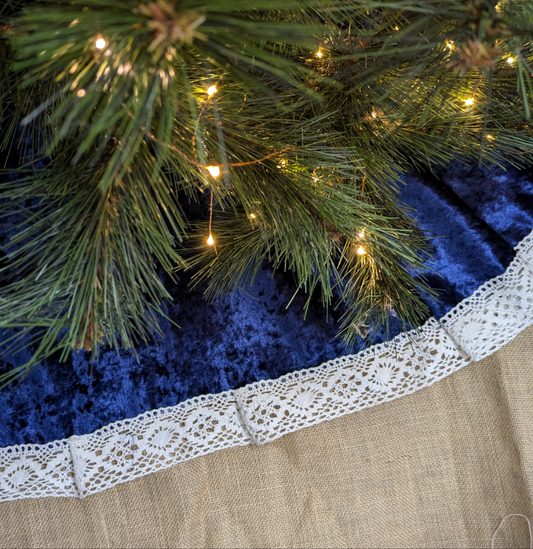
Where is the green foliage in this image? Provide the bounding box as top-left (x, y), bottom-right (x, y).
top-left (0, 0), bottom-right (532, 387)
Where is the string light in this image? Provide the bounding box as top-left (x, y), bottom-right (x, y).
top-left (507, 57), bottom-right (514, 65)
top-left (207, 85), bottom-right (218, 97)
top-left (446, 41), bottom-right (454, 50)
top-left (394, 26), bottom-right (399, 31)
top-left (316, 50), bottom-right (323, 58)
top-left (95, 37), bottom-right (107, 50)
top-left (486, 134), bottom-right (494, 140)
top-left (207, 189), bottom-right (216, 251)
top-left (464, 97), bottom-right (474, 106)
top-left (358, 231), bottom-right (364, 238)
top-left (371, 111), bottom-right (377, 118)
top-left (77, 89), bottom-right (86, 98)
top-left (357, 246), bottom-right (367, 255)
top-left (206, 165), bottom-right (220, 178)
top-left (249, 213), bottom-right (256, 219)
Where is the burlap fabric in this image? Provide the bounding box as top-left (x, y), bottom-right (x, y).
top-left (1, 326), bottom-right (533, 549)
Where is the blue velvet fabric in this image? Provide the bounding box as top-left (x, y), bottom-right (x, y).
top-left (1, 163), bottom-right (532, 447)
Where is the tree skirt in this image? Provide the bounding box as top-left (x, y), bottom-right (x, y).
top-left (1, 163), bottom-right (532, 500)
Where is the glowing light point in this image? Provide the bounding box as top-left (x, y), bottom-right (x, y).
top-left (207, 234), bottom-right (214, 246)
top-left (358, 231), bottom-right (364, 238)
top-left (206, 165), bottom-right (220, 178)
top-left (394, 26), bottom-right (399, 31)
top-left (249, 213), bottom-right (256, 219)
top-left (316, 51), bottom-right (323, 58)
top-left (371, 111), bottom-right (377, 118)
top-left (357, 246), bottom-right (367, 255)
top-left (464, 97), bottom-right (474, 106)
top-left (507, 57), bottom-right (514, 65)
top-left (95, 37), bottom-right (107, 50)
top-left (207, 85), bottom-right (218, 98)
top-left (446, 41), bottom-right (454, 49)
top-left (77, 89), bottom-right (86, 98)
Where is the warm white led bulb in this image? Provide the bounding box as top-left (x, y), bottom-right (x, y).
top-left (95, 37), bottom-right (107, 50)
top-left (207, 85), bottom-right (218, 97)
top-left (507, 57), bottom-right (514, 65)
top-left (357, 246), bottom-right (366, 255)
top-left (249, 213), bottom-right (256, 219)
top-left (207, 234), bottom-right (214, 246)
top-left (464, 97), bottom-right (474, 106)
top-left (206, 165), bottom-right (220, 178)
top-left (316, 51), bottom-right (323, 58)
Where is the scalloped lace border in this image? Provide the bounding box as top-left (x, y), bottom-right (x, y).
top-left (1, 231), bottom-right (532, 501)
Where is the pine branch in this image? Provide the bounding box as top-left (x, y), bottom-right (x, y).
top-left (0, 0), bottom-right (532, 386)
top-left (0, 142), bottom-right (186, 386)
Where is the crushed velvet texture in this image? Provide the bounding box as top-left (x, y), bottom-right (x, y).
top-left (1, 164), bottom-right (532, 446)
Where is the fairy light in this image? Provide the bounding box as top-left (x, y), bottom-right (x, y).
top-left (207, 189), bottom-right (216, 248)
top-left (464, 97), bottom-right (474, 106)
top-left (207, 85), bottom-right (218, 98)
top-left (507, 57), bottom-right (514, 65)
top-left (357, 246), bottom-right (367, 255)
top-left (206, 165), bottom-right (220, 178)
top-left (77, 89), bottom-right (86, 98)
top-left (277, 160), bottom-right (286, 169)
top-left (394, 26), bottom-right (399, 31)
top-left (358, 231), bottom-right (364, 238)
top-left (95, 37), bottom-right (107, 50)
top-left (486, 134), bottom-right (494, 140)
top-left (371, 111), bottom-right (377, 118)
top-left (316, 50), bottom-right (323, 58)
top-left (446, 41), bottom-right (454, 50)
top-left (249, 213), bottom-right (256, 219)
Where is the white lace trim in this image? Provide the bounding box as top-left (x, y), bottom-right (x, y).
top-left (1, 231), bottom-right (532, 501)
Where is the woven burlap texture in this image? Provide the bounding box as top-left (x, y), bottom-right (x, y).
top-left (1, 325), bottom-right (533, 549)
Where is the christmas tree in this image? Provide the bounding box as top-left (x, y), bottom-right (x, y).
top-left (0, 0), bottom-right (532, 387)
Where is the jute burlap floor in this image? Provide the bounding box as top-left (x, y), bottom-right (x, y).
top-left (1, 325), bottom-right (533, 549)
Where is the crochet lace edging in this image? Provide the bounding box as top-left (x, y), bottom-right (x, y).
top-left (1, 230), bottom-right (532, 501)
